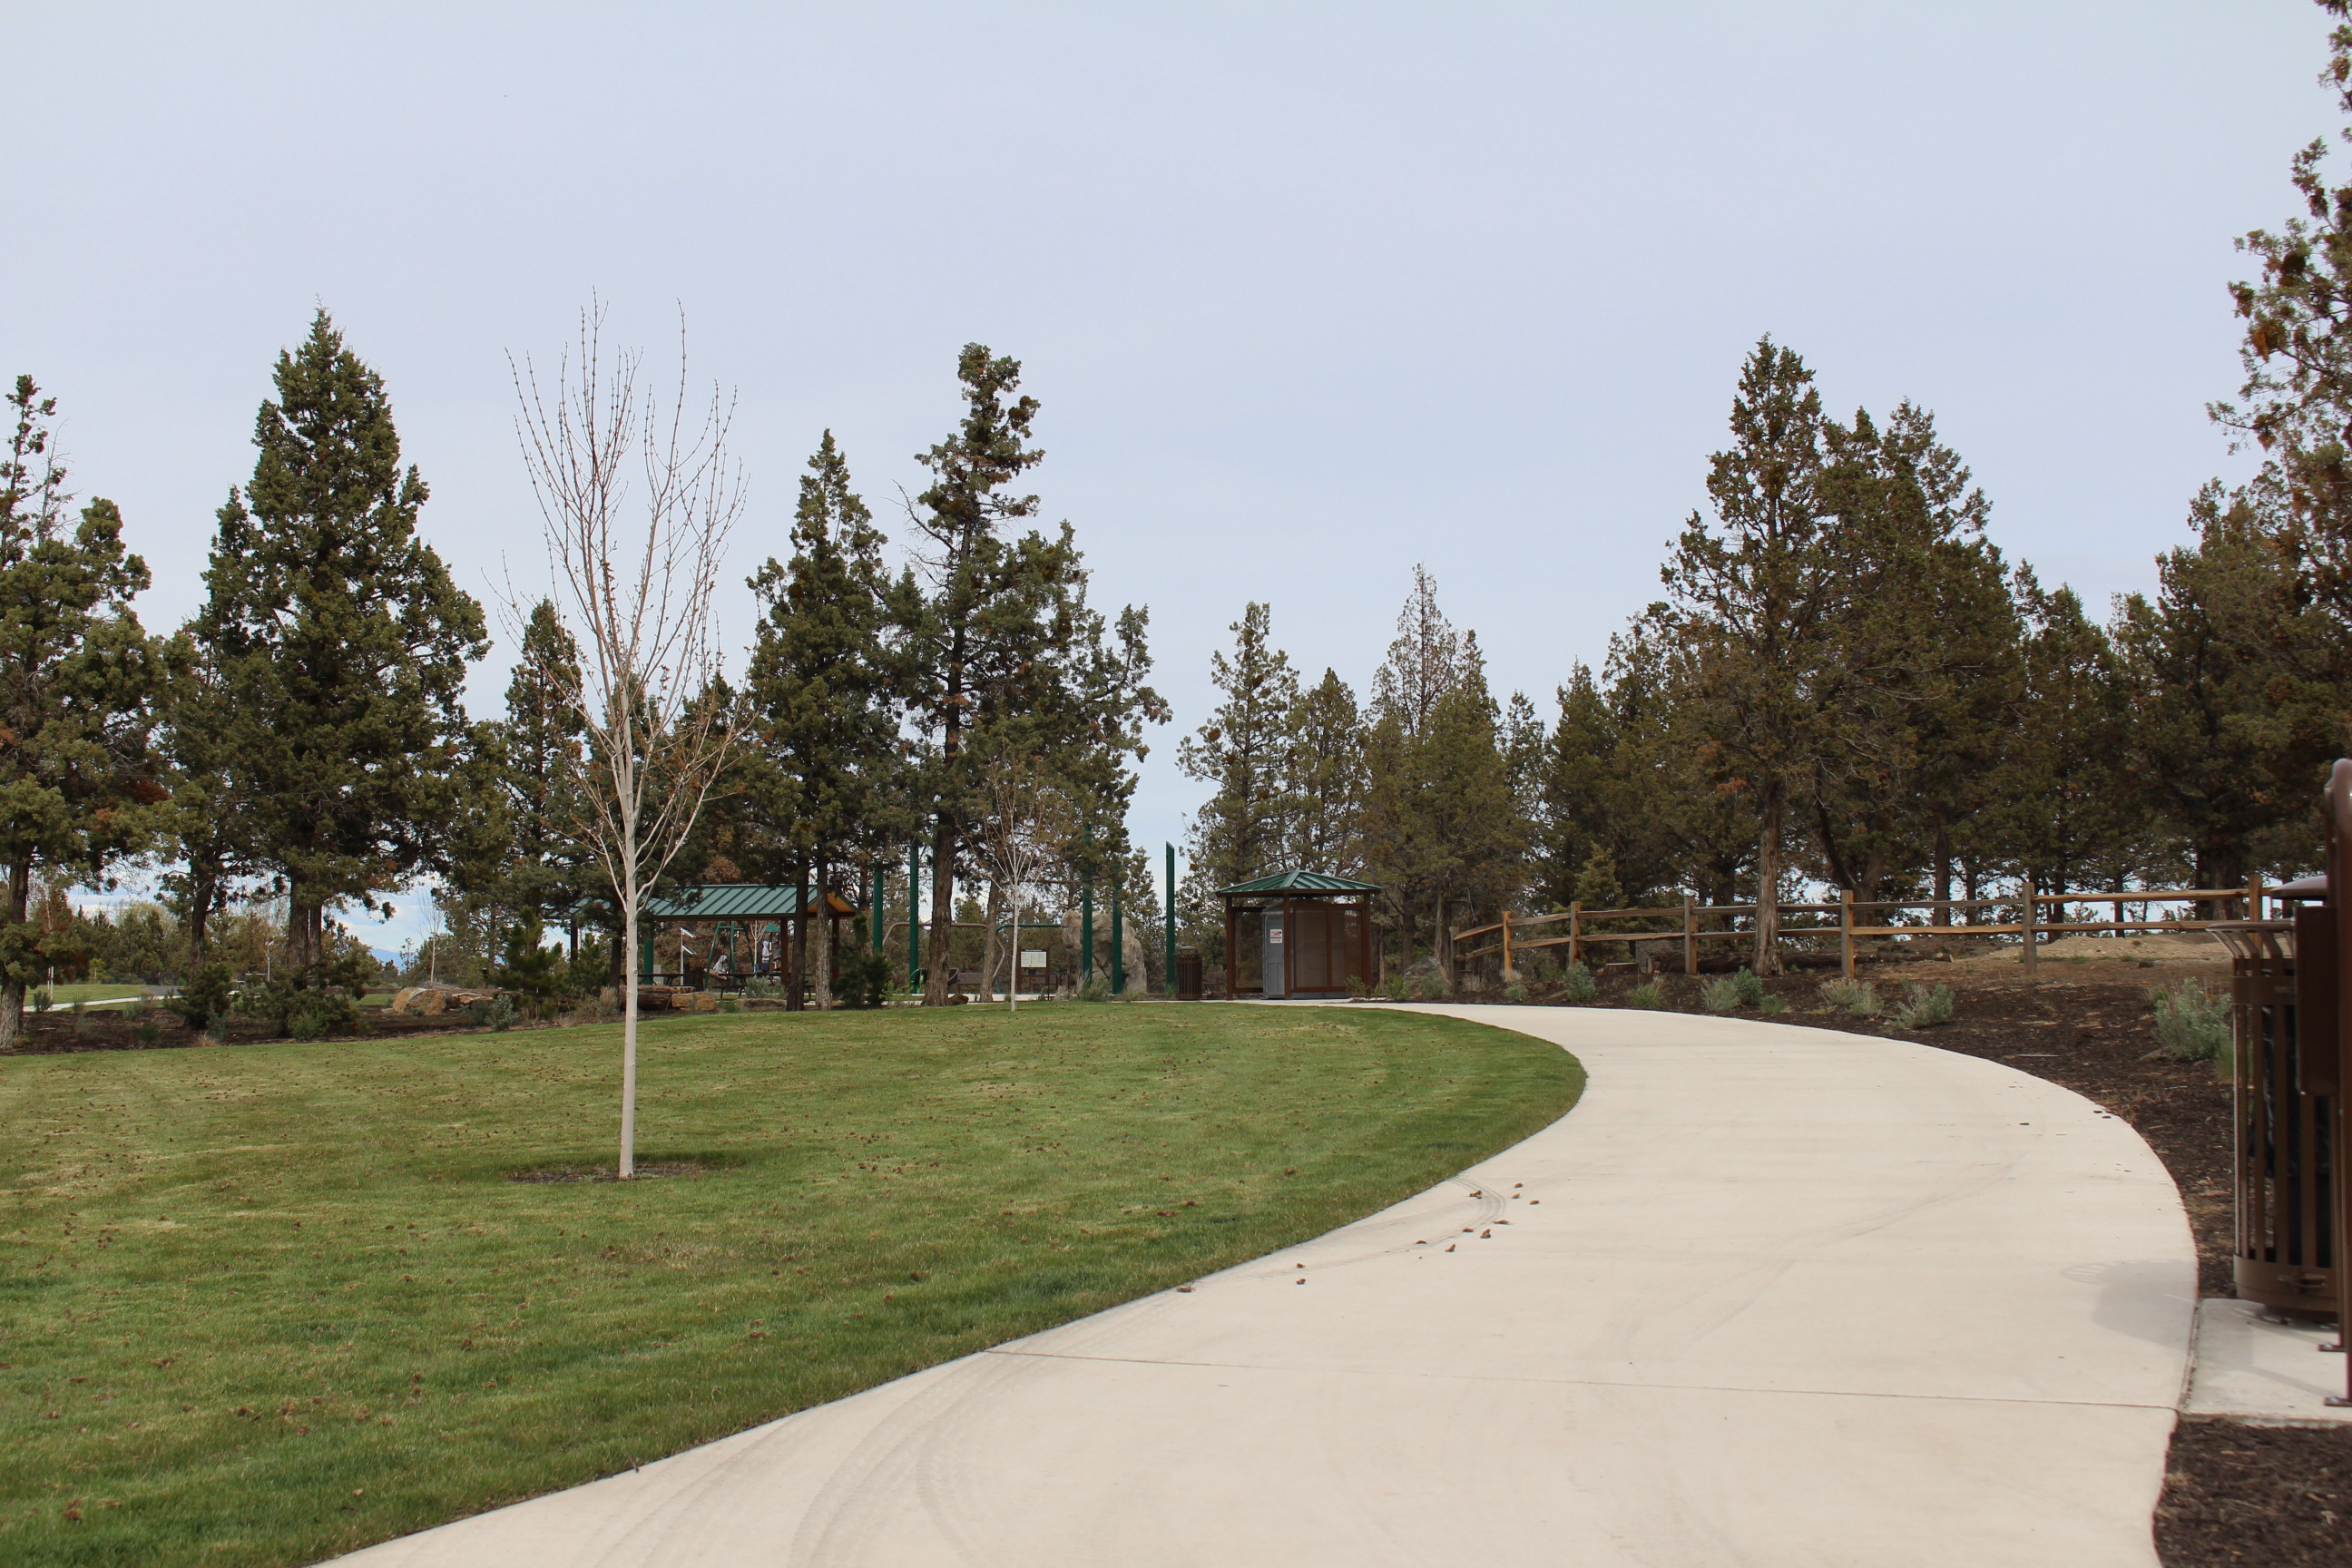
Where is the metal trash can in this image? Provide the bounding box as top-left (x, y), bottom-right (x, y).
top-left (2215, 880), bottom-right (2337, 1316)
top-left (1173, 948), bottom-right (1203, 1002)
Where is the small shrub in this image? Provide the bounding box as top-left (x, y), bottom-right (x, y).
top-left (245, 952), bottom-right (375, 1040)
top-left (1561, 963), bottom-right (1597, 1003)
top-left (2151, 978), bottom-right (2231, 1063)
top-left (1699, 975), bottom-right (1744, 1014)
top-left (490, 918), bottom-right (569, 1010)
top-left (1503, 981), bottom-right (1527, 1003)
top-left (464, 995), bottom-right (517, 1031)
top-left (1414, 970), bottom-right (1452, 1001)
top-left (1730, 968), bottom-right (1766, 1007)
top-left (1891, 983), bottom-right (1955, 1030)
top-left (1626, 980), bottom-right (1668, 1010)
top-left (121, 997), bottom-right (145, 1022)
top-left (1382, 974), bottom-right (1412, 1001)
top-left (1346, 973), bottom-right (1368, 998)
top-left (1758, 995), bottom-right (1790, 1014)
top-left (834, 951), bottom-right (893, 1010)
top-left (31, 986), bottom-right (52, 1014)
top-left (135, 1021), bottom-right (161, 1046)
top-left (718, 996), bottom-right (741, 1014)
top-left (166, 965), bottom-right (236, 1033)
top-left (1076, 976), bottom-right (1112, 1003)
top-left (741, 975), bottom-right (778, 1002)
top-left (1821, 978), bottom-right (1880, 1017)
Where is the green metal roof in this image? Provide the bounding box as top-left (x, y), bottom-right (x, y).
top-left (1214, 869), bottom-right (1380, 896)
top-left (642, 885), bottom-right (854, 920)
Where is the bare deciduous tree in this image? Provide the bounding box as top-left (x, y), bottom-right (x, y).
top-left (512, 301), bottom-right (742, 1177)
top-left (970, 754), bottom-right (1073, 1012)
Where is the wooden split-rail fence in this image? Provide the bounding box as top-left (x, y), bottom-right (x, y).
top-left (1450, 878), bottom-right (2278, 982)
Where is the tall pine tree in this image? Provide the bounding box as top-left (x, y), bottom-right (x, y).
top-left (198, 311), bottom-right (487, 967)
top-left (744, 432), bottom-right (908, 1006)
top-left (0, 377), bottom-right (169, 1046)
top-left (903, 345), bottom-right (1163, 1004)
top-left (1177, 602), bottom-right (1299, 891)
top-left (1658, 338), bottom-right (1843, 972)
top-left (497, 600), bottom-right (592, 934)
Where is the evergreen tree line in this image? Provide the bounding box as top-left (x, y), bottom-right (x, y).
top-left (1178, 0), bottom-right (2352, 975)
top-left (0, 318), bottom-right (1163, 1043)
top-left (1181, 325), bottom-right (2352, 975)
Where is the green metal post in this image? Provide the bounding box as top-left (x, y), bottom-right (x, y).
top-left (907, 842), bottom-right (922, 994)
top-left (1165, 843), bottom-right (1178, 997)
top-left (1111, 866), bottom-right (1124, 995)
top-left (639, 925), bottom-right (653, 984)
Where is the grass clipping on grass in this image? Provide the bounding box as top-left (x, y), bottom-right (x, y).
top-left (0, 1004), bottom-right (1581, 1567)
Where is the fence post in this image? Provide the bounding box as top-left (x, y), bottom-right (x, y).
top-left (1569, 901), bottom-right (1582, 971)
top-left (2023, 880), bottom-right (2039, 975)
top-left (2248, 875), bottom-right (2264, 923)
top-left (1501, 909), bottom-right (1514, 980)
top-left (1840, 891), bottom-right (1855, 980)
top-left (1683, 897), bottom-right (1697, 975)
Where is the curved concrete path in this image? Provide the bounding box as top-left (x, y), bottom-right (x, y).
top-left (338, 1005), bottom-right (2195, 1568)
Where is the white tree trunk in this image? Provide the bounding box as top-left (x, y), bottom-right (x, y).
top-left (619, 812), bottom-right (639, 1180)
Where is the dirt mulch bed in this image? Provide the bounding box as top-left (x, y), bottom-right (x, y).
top-left (1519, 959), bottom-right (2341, 1568)
top-left (2157, 1419), bottom-right (2352, 1564)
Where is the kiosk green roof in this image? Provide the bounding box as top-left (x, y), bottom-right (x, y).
top-left (1213, 869), bottom-right (1380, 897)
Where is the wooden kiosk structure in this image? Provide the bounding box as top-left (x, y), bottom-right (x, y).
top-left (1217, 870), bottom-right (1377, 999)
top-left (639, 885), bottom-right (858, 991)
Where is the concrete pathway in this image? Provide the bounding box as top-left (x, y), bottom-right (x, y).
top-left (338, 1005), bottom-right (2196, 1568)
top-left (2184, 1298), bottom-right (2352, 1425)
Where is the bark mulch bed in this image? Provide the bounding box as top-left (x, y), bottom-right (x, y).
top-left (2, 1006), bottom-right (516, 1052)
top-left (1512, 959), bottom-right (2347, 1568)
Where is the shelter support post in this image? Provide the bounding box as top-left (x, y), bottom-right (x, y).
top-left (1165, 843), bottom-right (1177, 999)
top-left (1223, 897), bottom-right (1238, 1000)
top-left (907, 842), bottom-right (921, 994)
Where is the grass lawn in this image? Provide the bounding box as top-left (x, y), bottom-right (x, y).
top-left (0, 1002), bottom-right (1581, 1566)
top-left (28, 985), bottom-right (168, 1012)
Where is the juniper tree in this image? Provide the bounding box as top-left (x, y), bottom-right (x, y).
top-left (1358, 573), bottom-right (1519, 965)
top-left (902, 345), bottom-right (1163, 1004)
top-left (199, 311), bottom-right (487, 969)
top-left (1281, 668), bottom-right (1367, 874)
top-left (744, 432), bottom-right (908, 1007)
top-left (2212, 0), bottom-right (2352, 616)
top-left (1658, 338), bottom-right (1843, 972)
top-left (1804, 402), bottom-right (2019, 908)
top-left (1177, 602), bottom-right (1299, 890)
top-left (497, 600), bottom-right (593, 936)
top-left (154, 627), bottom-right (250, 965)
top-left (2112, 486), bottom-right (2331, 893)
top-left (0, 377), bottom-right (170, 1047)
top-left (1983, 573), bottom-right (2150, 898)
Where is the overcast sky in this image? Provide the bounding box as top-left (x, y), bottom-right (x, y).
top-left (5, 2), bottom-right (2333, 950)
